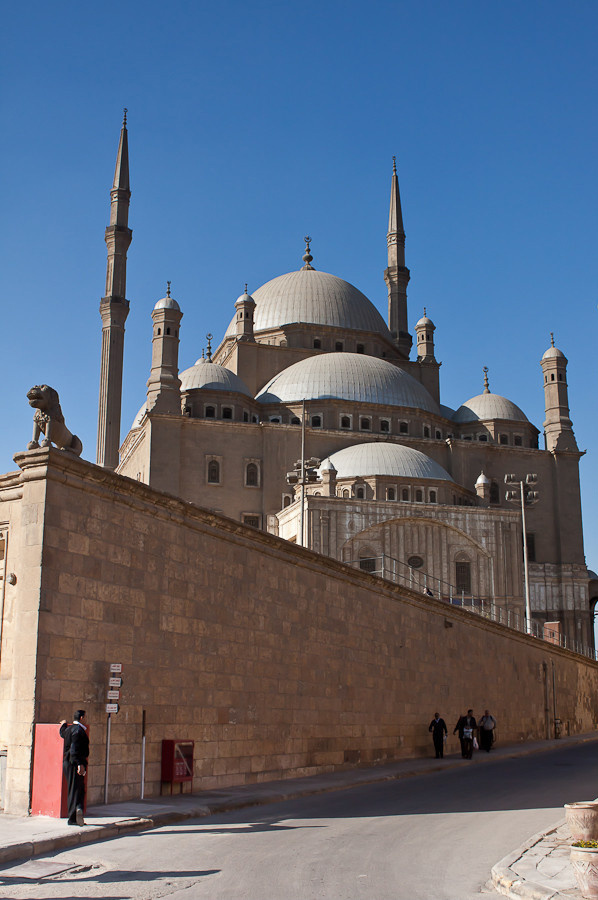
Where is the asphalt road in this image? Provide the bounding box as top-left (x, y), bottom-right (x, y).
top-left (0, 742), bottom-right (596, 900)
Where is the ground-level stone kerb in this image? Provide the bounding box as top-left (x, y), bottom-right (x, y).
top-left (0, 448), bottom-right (597, 814)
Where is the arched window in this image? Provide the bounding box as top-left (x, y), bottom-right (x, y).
top-left (157, 328), bottom-right (161, 335)
top-left (499, 433), bottom-right (508, 445)
top-left (360, 418), bottom-right (370, 430)
top-left (341, 416), bottom-right (351, 429)
top-left (291, 417), bottom-right (301, 425)
top-left (490, 481), bottom-right (500, 504)
top-left (342, 489), bottom-right (350, 498)
top-left (335, 341), bottom-right (343, 352)
top-left (400, 421), bottom-right (409, 434)
top-left (356, 343), bottom-right (365, 354)
top-left (514, 435), bottom-right (523, 446)
top-left (205, 406), bottom-right (216, 418)
top-left (313, 339), bottom-right (321, 349)
top-left (269, 417), bottom-right (281, 424)
top-left (387, 487), bottom-right (396, 501)
top-left (551, 373), bottom-right (555, 381)
top-left (478, 434), bottom-right (488, 442)
top-left (380, 419), bottom-right (390, 433)
top-left (455, 559), bottom-right (471, 593)
top-left (423, 426), bottom-right (430, 438)
top-left (415, 489), bottom-right (423, 502)
top-left (166, 327), bottom-right (171, 335)
top-left (207, 460), bottom-right (220, 484)
top-left (283, 495), bottom-right (291, 508)
top-left (356, 486), bottom-right (365, 499)
top-left (401, 488), bottom-right (409, 501)
top-left (435, 430), bottom-right (442, 440)
top-left (246, 463), bottom-right (258, 486)
top-left (222, 407), bottom-right (233, 420)
top-left (360, 557), bottom-right (376, 573)
top-left (429, 490), bottom-right (437, 503)
top-left (311, 415), bottom-right (322, 428)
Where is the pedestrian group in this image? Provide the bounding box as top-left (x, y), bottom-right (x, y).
top-left (428, 708), bottom-right (496, 759)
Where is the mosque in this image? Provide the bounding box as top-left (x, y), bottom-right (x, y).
top-left (97, 115), bottom-right (594, 650)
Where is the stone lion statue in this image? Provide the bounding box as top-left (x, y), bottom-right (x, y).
top-left (26, 385), bottom-right (83, 456)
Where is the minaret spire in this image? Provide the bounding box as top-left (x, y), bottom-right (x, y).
top-left (384, 157), bottom-right (411, 358)
top-left (96, 110), bottom-right (133, 470)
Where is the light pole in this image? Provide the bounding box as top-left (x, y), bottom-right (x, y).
top-left (504, 473), bottom-right (539, 635)
top-left (285, 401), bottom-right (320, 547)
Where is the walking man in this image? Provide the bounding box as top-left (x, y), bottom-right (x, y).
top-left (453, 709), bottom-right (477, 759)
top-left (428, 712), bottom-right (448, 758)
top-left (59, 709), bottom-right (89, 826)
top-left (479, 709), bottom-right (497, 752)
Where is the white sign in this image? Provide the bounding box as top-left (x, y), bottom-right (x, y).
top-left (109, 663), bottom-right (122, 673)
top-left (108, 677), bottom-right (122, 687)
top-left (107, 690), bottom-right (120, 700)
top-left (105, 703), bottom-right (119, 714)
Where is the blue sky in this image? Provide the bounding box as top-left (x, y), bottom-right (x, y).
top-left (2, 1), bottom-right (597, 566)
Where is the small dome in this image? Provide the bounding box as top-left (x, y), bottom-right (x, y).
top-left (154, 295), bottom-right (181, 312)
top-left (319, 442), bottom-right (452, 481)
top-left (416, 315), bottom-right (434, 328)
top-left (453, 393), bottom-right (528, 423)
top-left (475, 471), bottom-right (491, 486)
top-left (256, 353), bottom-right (440, 414)
top-left (179, 361), bottom-right (252, 396)
top-left (235, 289), bottom-right (255, 305)
top-left (131, 403), bottom-right (147, 429)
top-left (225, 268), bottom-right (392, 339)
top-left (542, 346), bottom-right (566, 361)
top-left (320, 457), bottom-right (337, 472)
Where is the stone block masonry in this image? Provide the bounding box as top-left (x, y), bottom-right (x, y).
top-left (0, 448), bottom-right (597, 814)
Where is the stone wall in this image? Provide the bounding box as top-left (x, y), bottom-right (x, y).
top-left (1, 448), bottom-right (597, 814)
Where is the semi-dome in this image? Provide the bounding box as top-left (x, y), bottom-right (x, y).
top-left (179, 361), bottom-right (252, 396)
top-left (319, 442), bottom-right (452, 481)
top-left (453, 393), bottom-right (528, 423)
top-left (131, 403), bottom-right (147, 429)
top-left (256, 353), bottom-right (440, 414)
top-left (225, 268), bottom-right (393, 339)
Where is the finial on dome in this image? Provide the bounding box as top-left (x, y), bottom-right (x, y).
top-left (123, 107), bottom-right (128, 127)
top-left (302, 235), bottom-right (314, 270)
top-left (206, 333), bottom-right (213, 362)
top-left (550, 332), bottom-right (555, 347)
top-left (392, 156), bottom-right (397, 175)
top-left (423, 307), bottom-right (427, 317)
top-left (483, 366), bottom-right (490, 394)
top-left (166, 281), bottom-right (171, 298)
top-left (244, 283), bottom-right (248, 294)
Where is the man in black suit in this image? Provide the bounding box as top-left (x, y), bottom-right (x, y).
top-left (453, 709), bottom-right (477, 759)
top-left (59, 709), bottom-right (89, 825)
top-left (428, 712), bottom-right (448, 758)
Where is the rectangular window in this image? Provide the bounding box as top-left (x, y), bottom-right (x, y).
top-left (527, 533), bottom-right (536, 561)
top-left (455, 561), bottom-right (471, 593)
top-left (242, 514), bottom-right (261, 529)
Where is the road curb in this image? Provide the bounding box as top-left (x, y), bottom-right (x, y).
top-left (491, 821), bottom-right (572, 900)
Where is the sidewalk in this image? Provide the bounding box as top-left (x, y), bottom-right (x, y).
top-left (0, 732), bottom-right (595, 896)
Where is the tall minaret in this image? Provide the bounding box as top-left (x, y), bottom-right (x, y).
top-left (96, 110), bottom-right (132, 469)
top-left (541, 334), bottom-right (578, 452)
top-left (384, 157), bottom-right (412, 358)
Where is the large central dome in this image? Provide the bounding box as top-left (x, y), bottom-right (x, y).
top-left (226, 268), bottom-right (392, 338)
top-left (256, 353), bottom-right (441, 413)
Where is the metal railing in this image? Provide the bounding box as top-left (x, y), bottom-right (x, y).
top-left (347, 554), bottom-right (597, 661)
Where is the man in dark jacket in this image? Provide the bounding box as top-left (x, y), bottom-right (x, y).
top-left (59, 709), bottom-right (89, 825)
top-left (453, 709), bottom-right (477, 759)
top-left (428, 713), bottom-right (448, 758)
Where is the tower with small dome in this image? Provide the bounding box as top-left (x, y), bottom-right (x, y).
top-left (96, 119), bottom-right (591, 651)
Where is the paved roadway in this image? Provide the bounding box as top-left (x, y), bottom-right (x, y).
top-left (0, 742), bottom-right (596, 900)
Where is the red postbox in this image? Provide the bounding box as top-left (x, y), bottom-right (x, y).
top-left (161, 740), bottom-right (194, 795)
top-left (31, 724), bottom-right (88, 817)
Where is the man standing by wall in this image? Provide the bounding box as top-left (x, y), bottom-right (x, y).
top-left (59, 710), bottom-right (89, 826)
top-left (454, 709), bottom-right (477, 759)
